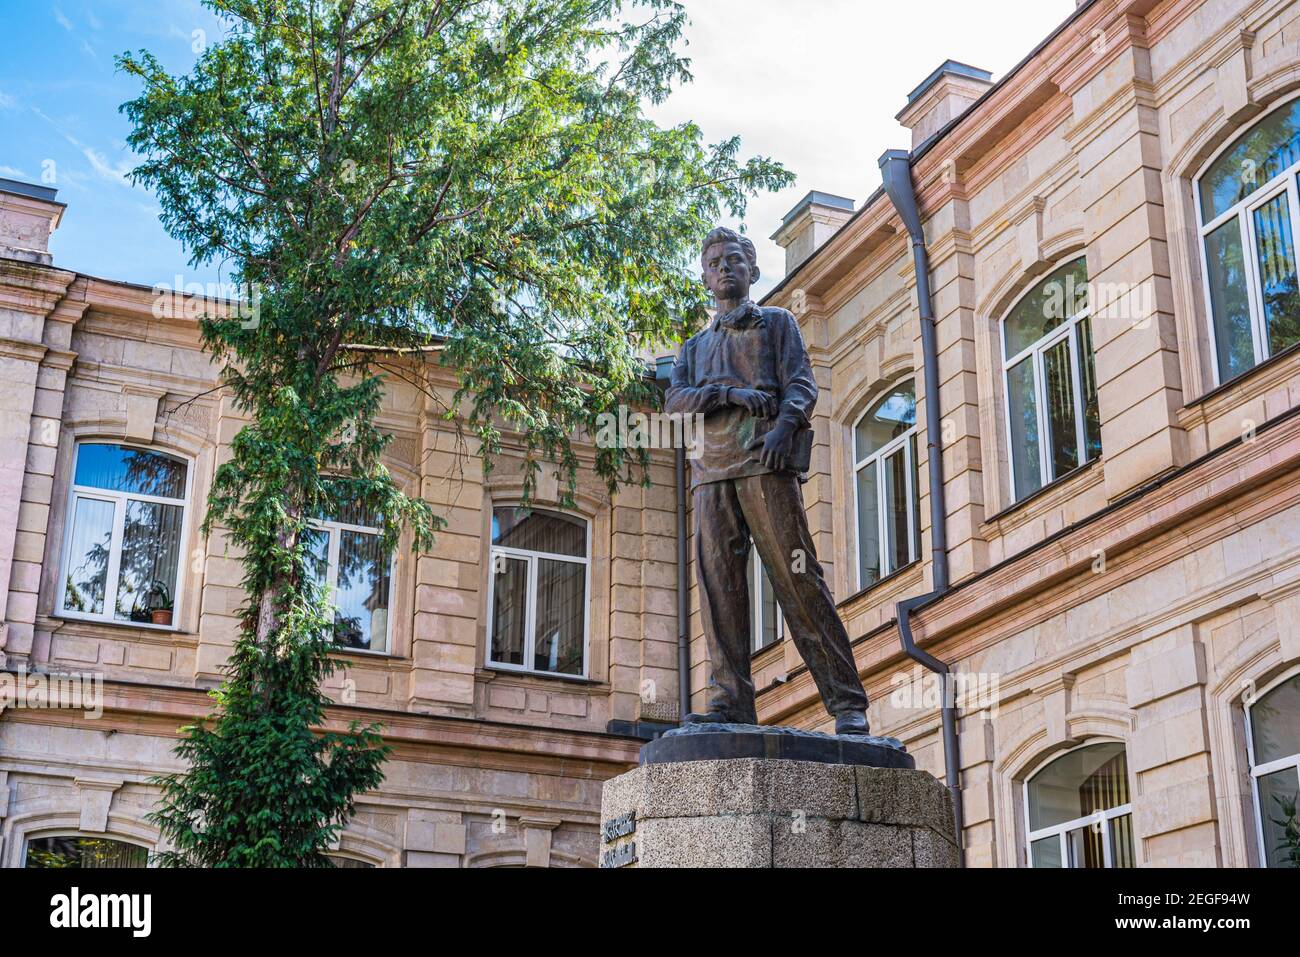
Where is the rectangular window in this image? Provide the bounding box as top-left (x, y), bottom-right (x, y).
top-left (59, 444), bottom-right (189, 627)
top-left (306, 506), bottom-right (393, 654)
top-left (488, 508), bottom-right (589, 677)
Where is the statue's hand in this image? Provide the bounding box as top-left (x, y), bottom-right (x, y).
top-left (728, 388), bottom-right (778, 418)
top-left (760, 419), bottom-right (796, 471)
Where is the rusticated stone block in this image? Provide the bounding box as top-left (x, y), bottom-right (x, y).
top-left (601, 759), bottom-right (957, 868)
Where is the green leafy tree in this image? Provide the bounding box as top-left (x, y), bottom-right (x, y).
top-left (120, 0), bottom-right (790, 866)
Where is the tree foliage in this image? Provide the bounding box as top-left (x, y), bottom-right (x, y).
top-left (121, 0), bottom-right (791, 865)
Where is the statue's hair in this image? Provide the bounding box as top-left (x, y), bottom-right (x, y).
top-left (700, 226), bottom-right (760, 281)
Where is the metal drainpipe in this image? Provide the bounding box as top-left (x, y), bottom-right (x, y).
top-left (879, 149), bottom-right (964, 862)
top-left (654, 355), bottom-right (692, 726)
top-left (674, 445), bottom-right (691, 724)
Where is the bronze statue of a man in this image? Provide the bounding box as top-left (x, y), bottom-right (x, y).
top-left (666, 226), bottom-right (871, 736)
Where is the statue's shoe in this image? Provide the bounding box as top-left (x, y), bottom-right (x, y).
top-left (834, 711), bottom-right (872, 736)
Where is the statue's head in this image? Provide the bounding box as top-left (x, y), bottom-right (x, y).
top-left (701, 226), bottom-right (759, 302)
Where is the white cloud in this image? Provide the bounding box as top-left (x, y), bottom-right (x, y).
top-left (0, 165), bottom-right (31, 180)
top-left (53, 6), bottom-right (74, 32)
top-left (648, 0), bottom-right (1079, 294)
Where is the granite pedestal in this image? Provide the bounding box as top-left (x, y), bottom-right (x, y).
top-left (599, 724), bottom-right (958, 868)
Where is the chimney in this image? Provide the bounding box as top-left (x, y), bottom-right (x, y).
top-left (0, 178), bottom-right (64, 265)
top-left (770, 190), bottom-right (855, 275)
top-left (897, 60), bottom-right (994, 151)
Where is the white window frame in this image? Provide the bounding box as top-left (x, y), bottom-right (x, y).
top-left (1000, 266), bottom-right (1095, 502)
top-left (749, 547), bottom-right (784, 653)
top-left (1195, 94), bottom-right (1300, 387)
top-left (851, 385), bottom-right (919, 591)
top-left (1022, 741), bottom-right (1134, 869)
top-left (308, 510), bottom-right (396, 656)
top-left (56, 442), bottom-right (192, 631)
top-left (486, 508), bottom-right (591, 680)
top-left (1244, 667), bottom-right (1300, 868)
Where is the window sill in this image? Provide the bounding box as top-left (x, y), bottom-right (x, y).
top-left (481, 665), bottom-right (603, 686)
top-left (331, 648), bottom-right (403, 663)
top-left (751, 638), bottom-right (783, 661)
top-left (50, 613), bottom-right (186, 636)
top-left (1185, 339), bottom-right (1300, 408)
top-left (982, 457), bottom-right (1100, 526)
top-left (835, 559), bottom-right (922, 612)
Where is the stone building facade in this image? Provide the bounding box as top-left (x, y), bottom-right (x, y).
top-left (751, 0), bottom-right (1300, 868)
top-left (3, 0), bottom-right (1300, 869)
top-left (0, 178), bottom-right (682, 867)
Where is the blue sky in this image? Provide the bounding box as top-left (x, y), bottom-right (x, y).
top-left (1, 1), bottom-right (1075, 294)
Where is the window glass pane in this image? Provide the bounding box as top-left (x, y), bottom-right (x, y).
top-left (1006, 357), bottom-right (1042, 501)
top-left (758, 557), bottom-right (778, 651)
top-left (534, 558), bottom-right (584, 675)
top-left (490, 556), bottom-right (528, 666)
top-left (1253, 192), bottom-right (1300, 357)
top-left (26, 836), bottom-right (149, 868)
top-left (114, 500), bottom-right (183, 623)
top-left (883, 448), bottom-right (910, 574)
top-left (1110, 813), bottom-right (1136, 868)
top-left (334, 530), bottom-right (390, 653)
top-left (491, 507), bottom-right (585, 558)
top-left (1077, 317), bottom-right (1102, 463)
top-left (1028, 742), bottom-right (1129, 831)
top-left (74, 444), bottom-right (186, 499)
top-left (1030, 836), bottom-right (1061, 868)
top-left (909, 435), bottom-right (922, 559)
top-left (62, 497), bottom-right (114, 615)
top-left (1205, 218), bottom-right (1258, 380)
top-left (1004, 258), bottom-right (1088, 359)
top-left (1200, 99), bottom-right (1300, 222)
top-left (1065, 825), bottom-right (1104, 869)
top-left (1043, 336), bottom-right (1080, 481)
top-left (1252, 674), bottom-right (1300, 765)
top-left (303, 526), bottom-right (330, 585)
top-left (854, 380), bottom-right (915, 462)
top-left (1256, 767), bottom-right (1300, 868)
top-left (855, 464), bottom-right (880, 588)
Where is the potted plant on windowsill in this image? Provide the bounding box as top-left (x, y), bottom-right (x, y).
top-left (144, 580), bottom-right (174, 627)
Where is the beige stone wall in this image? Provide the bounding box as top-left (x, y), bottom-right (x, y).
top-left (751, 0), bottom-right (1300, 868)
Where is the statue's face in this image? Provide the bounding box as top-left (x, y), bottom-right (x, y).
top-left (702, 240), bottom-right (753, 302)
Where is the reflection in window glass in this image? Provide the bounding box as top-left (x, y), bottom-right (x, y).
top-left (1254, 193), bottom-right (1300, 357)
top-left (1247, 673), bottom-right (1300, 867)
top-left (306, 510), bottom-right (393, 654)
top-left (1205, 219), bottom-right (1256, 381)
top-left (1006, 358), bottom-right (1042, 501)
top-left (853, 381), bottom-right (919, 590)
top-left (60, 444), bottom-right (188, 625)
top-left (1001, 258), bottom-right (1099, 502)
top-left (1198, 100), bottom-right (1300, 381)
top-left (26, 836), bottom-right (149, 868)
top-left (1199, 98), bottom-right (1300, 222)
top-left (62, 497), bottom-right (114, 616)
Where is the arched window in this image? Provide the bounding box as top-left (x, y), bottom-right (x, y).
top-left (488, 507), bottom-right (589, 677)
top-left (1024, 742), bottom-right (1134, 868)
top-left (1001, 258), bottom-right (1102, 502)
top-left (852, 380), bottom-right (920, 589)
top-left (1245, 672), bottom-right (1300, 867)
top-left (58, 442), bottom-right (190, 627)
top-left (25, 835), bottom-right (150, 868)
top-left (305, 498), bottom-right (394, 654)
top-left (1197, 97), bottom-right (1300, 384)
top-left (749, 547), bottom-right (783, 652)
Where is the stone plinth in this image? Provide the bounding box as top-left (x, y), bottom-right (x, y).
top-left (600, 757), bottom-right (959, 868)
